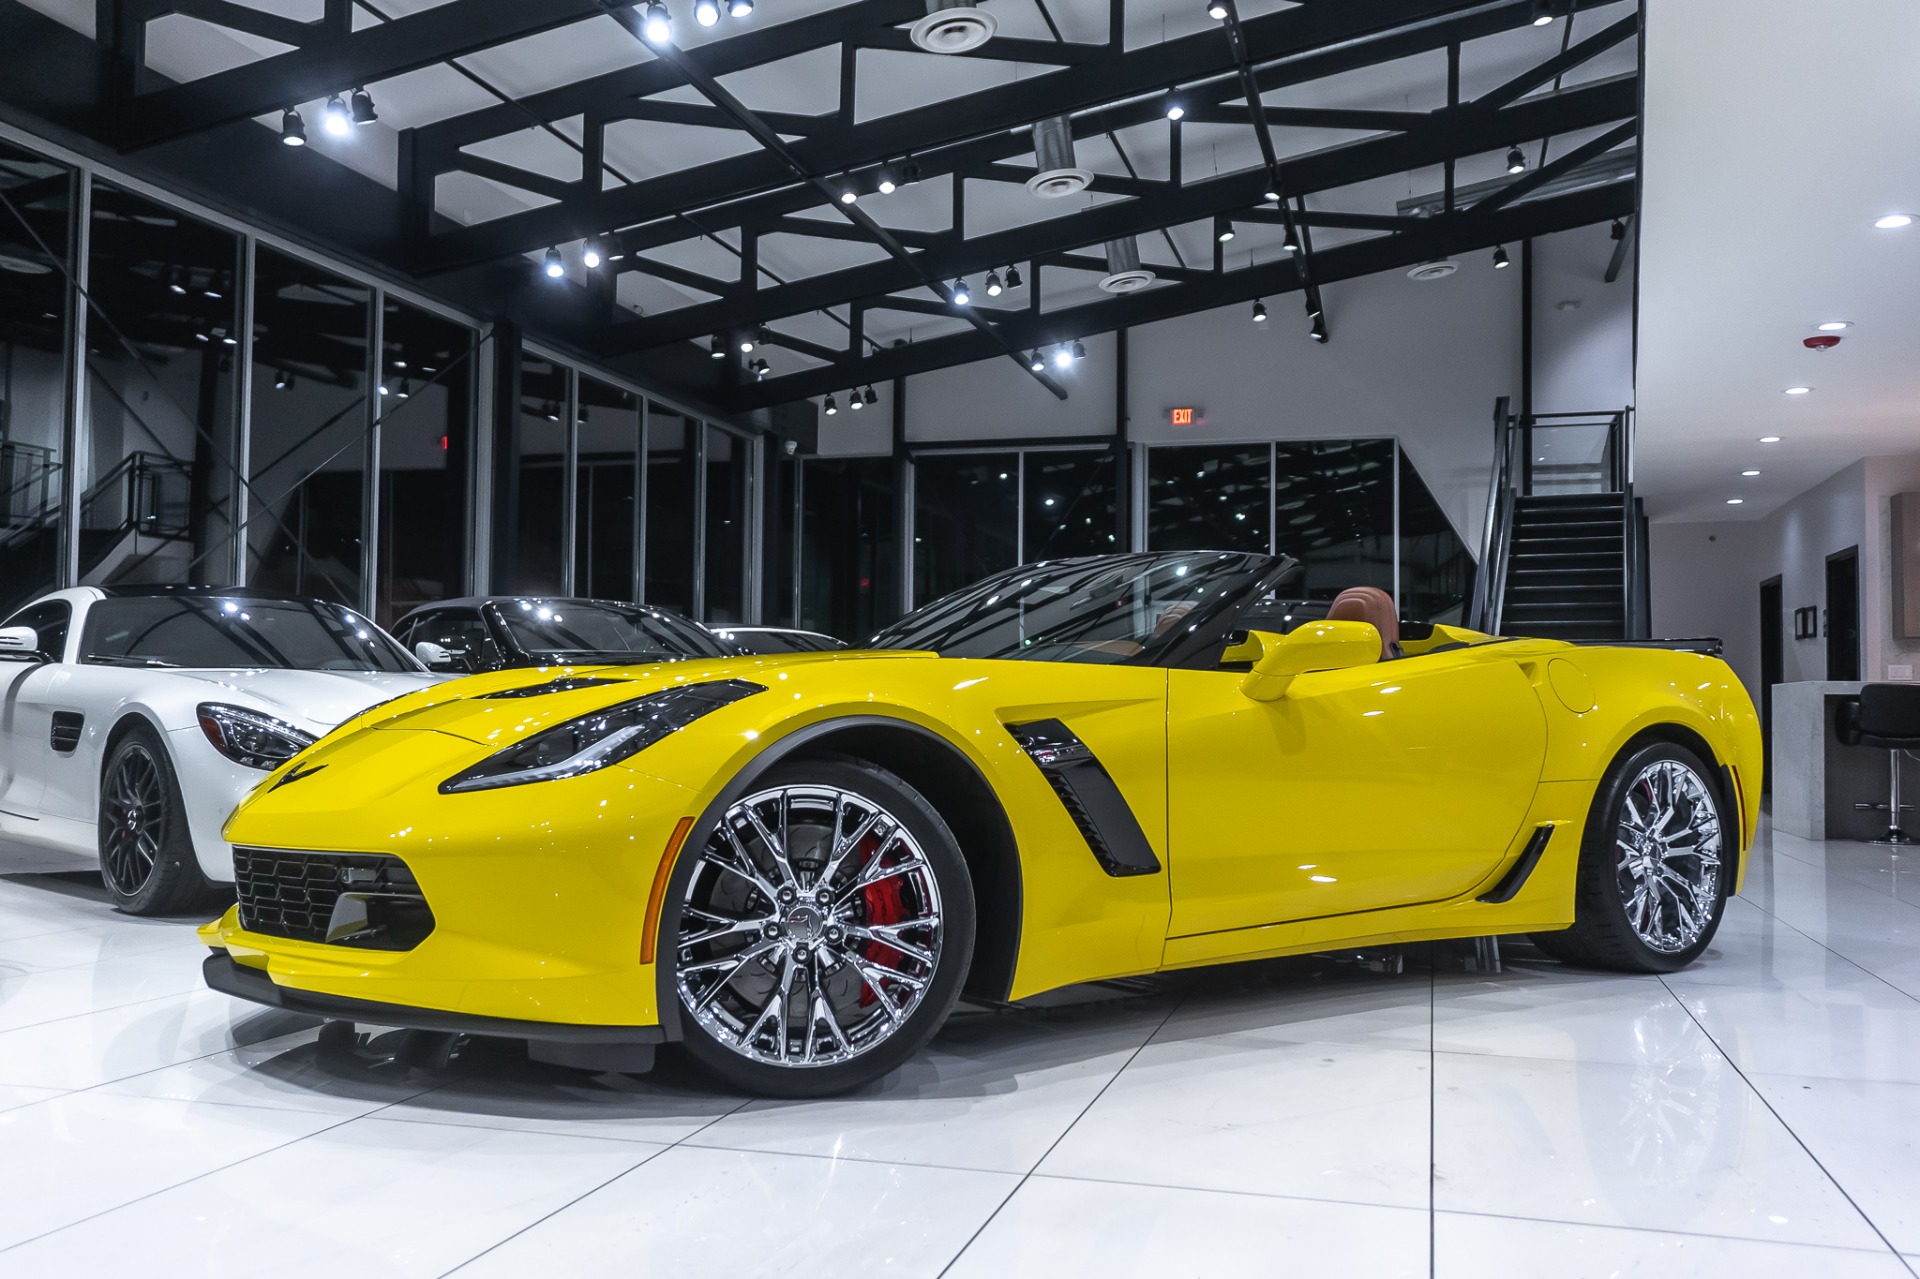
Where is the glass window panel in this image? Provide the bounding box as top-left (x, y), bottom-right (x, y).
top-left (801, 456), bottom-right (898, 640)
top-left (1146, 445), bottom-right (1271, 554)
top-left (760, 450), bottom-right (797, 628)
top-left (703, 425), bottom-right (749, 623)
top-left (375, 300), bottom-right (474, 625)
top-left (912, 452), bottom-right (1017, 605)
top-left (1398, 449), bottom-right (1475, 624)
top-left (575, 376), bottom-right (639, 602)
top-left (509, 356), bottom-right (568, 595)
top-left (246, 246), bottom-right (370, 606)
top-left (1023, 448), bottom-right (1119, 562)
top-left (1273, 439), bottom-right (1396, 602)
top-left (85, 181), bottom-right (242, 590)
top-left (644, 402), bottom-right (696, 615)
top-left (0, 140), bottom-right (73, 614)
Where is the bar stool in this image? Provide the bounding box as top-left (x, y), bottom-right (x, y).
top-left (1835, 683), bottom-right (1920, 845)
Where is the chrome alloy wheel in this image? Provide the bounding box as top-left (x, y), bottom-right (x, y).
top-left (1614, 759), bottom-right (1723, 954)
top-left (674, 785), bottom-right (944, 1068)
top-left (100, 744), bottom-right (165, 894)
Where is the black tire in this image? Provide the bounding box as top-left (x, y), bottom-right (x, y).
top-left (663, 756), bottom-right (976, 1097)
top-left (1531, 740), bottom-right (1734, 973)
top-left (97, 723), bottom-right (222, 917)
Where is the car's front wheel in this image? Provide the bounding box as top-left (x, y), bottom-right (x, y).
top-left (666, 757), bottom-right (975, 1096)
top-left (98, 723), bottom-right (220, 916)
top-left (1531, 741), bottom-right (1733, 973)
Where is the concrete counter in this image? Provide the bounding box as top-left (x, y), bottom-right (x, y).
top-left (1772, 680), bottom-right (1909, 840)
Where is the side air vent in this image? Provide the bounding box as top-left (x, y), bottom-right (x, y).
top-left (1478, 824), bottom-right (1554, 904)
top-left (1006, 719), bottom-right (1161, 877)
top-left (50, 711), bottom-right (83, 753)
top-left (479, 677), bottom-right (630, 699)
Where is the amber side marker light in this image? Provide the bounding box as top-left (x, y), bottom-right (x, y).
top-left (640, 816), bottom-right (698, 964)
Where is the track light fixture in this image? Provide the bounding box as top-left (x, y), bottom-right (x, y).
top-left (1492, 244), bottom-right (1511, 269)
top-left (1053, 347), bottom-right (1073, 369)
top-left (751, 358), bottom-right (770, 381)
top-left (642, 1), bottom-right (672, 44)
top-left (581, 236), bottom-right (604, 270)
top-left (322, 95), bottom-right (352, 138)
top-left (695, 0), bottom-right (720, 25)
top-left (349, 87), bottom-right (377, 126)
top-left (1610, 218), bottom-right (1627, 241)
top-left (709, 336), bottom-right (726, 359)
top-left (1252, 299), bottom-right (1268, 323)
top-left (1165, 91), bottom-right (1185, 121)
top-left (952, 279), bottom-right (972, 306)
top-left (862, 385), bottom-right (878, 406)
top-left (1206, 0), bottom-right (1227, 19)
top-left (273, 370), bottom-right (291, 391)
top-left (985, 270), bottom-right (1003, 297)
top-left (279, 108), bottom-right (306, 146)
top-left (739, 331), bottom-right (756, 353)
top-left (729, 0), bottom-right (754, 14)
top-left (756, 325), bottom-right (772, 349)
top-left (1070, 340), bottom-right (1087, 361)
top-left (1309, 312), bottom-right (1329, 343)
top-left (166, 269), bottom-right (187, 296)
top-left (1506, 145), bottom-right (1526, 175)
top-left (1264, 184), bottom-right (1281, 203)
top-left (839, 179), bottom-right (858, 205)
top-left (1029, 351), bottom-right (1045, 372)
top-left (849, 388), bottom-right (864, 410)
top-left (1281, 219), bottom-right (1300, 253)
top-left (1529, 0), bottom-right (1559, 25)
top-left (1215, 218), bottom-right (1235, 243)
top-left (876, 164), bottom-right (897, 195)
top-left (541, 246), bottom-right (565, 279)
top-left (824, 394), bottom-right (838, 416)
top-left (1004, 264), bottom-right (1022, 289)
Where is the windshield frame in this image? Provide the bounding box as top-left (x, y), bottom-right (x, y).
top-left (865, 552), bottom-right (1300, 668)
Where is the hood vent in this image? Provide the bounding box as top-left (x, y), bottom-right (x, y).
top-left (478, 676), bottom-right (630, 700)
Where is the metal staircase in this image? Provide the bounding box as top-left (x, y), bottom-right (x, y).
top-left (1468, 399), bottom-right (1646, 641)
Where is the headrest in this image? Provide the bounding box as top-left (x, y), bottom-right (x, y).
top-left (1326, 586), bottom-right (1400, 659)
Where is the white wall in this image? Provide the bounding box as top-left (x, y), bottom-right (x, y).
top-left (1650, 459), bottom-right (1868, 696)
top-left (1532, 222), bottom-right (1636, 416)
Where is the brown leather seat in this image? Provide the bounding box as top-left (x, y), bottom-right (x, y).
top-left (1326, 586), bottom-right (1401, 660)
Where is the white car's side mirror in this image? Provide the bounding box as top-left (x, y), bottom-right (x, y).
top-left (0, 626), bottom-right (48, 663)
top-left (414, 641), bottom-right (453, 668)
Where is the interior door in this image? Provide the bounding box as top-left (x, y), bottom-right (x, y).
top-left (1165, 647), bottom-right (1549, 939)
top-left (1826, 548), bottom-right (1860, 682)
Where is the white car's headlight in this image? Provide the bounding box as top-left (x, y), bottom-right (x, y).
top-left (439, 679), bottom-right (765, 794)
top-left (197, 703), bottom-right (317, 770)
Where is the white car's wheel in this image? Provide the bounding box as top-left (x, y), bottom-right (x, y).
top-left (98, 723), bottom-right (221, 916)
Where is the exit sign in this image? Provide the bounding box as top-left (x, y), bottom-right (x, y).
top-left (1170, 406), bottom-right (1201, 427)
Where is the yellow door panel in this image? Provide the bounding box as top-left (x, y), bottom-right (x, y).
top-left (1166, 650), bottom-right (1548, 937)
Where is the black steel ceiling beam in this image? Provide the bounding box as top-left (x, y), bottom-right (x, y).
top-left (407, 0), bottom-right (1593, 275)
top-left (1470, 118), bottom-right (1634, 214)
top-left (109, 0), bottom-right (610, 151)
top-left (591, 73), bottom-right (1634, 354)
top-left (713, 180), bottom-right (1632, 410)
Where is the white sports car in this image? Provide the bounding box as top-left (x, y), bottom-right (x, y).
top-left (0, 586), bottom-right (438, 915)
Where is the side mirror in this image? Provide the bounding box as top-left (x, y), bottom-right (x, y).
top-left (1240, 621), bottom-right (1381, 702)
top-left (414, 640), bottom-right (472, 672)
top-left (0, 626), bottom-right (49, 664)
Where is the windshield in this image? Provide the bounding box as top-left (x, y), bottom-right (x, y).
top-left (868, 551), bottom-right (1286, 664)
top-left (491, 599), bottom-right (736, 662)
top-left (81, 596), bottom-right (419, 672)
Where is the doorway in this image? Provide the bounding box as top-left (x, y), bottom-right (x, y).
top-left (1760, 575), bottom-right (1783, 786)
top-left (1826, 547), bottom-right (1861, 682)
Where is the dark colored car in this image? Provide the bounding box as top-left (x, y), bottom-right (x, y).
top-left (709, 626), bottom-right (848, 655)
top-left (391, 597), bottom-right (741, 674)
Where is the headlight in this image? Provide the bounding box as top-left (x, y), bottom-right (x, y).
top-left (197, 702), bottom-right (317, 770)
top-left (439, 679), bottom-right (765, 794)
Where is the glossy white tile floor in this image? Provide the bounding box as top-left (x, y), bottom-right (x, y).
top-left (3, 817), bottom-right (1920, 1278)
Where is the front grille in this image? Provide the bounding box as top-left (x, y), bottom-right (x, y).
top-left (234, 848), bottom-right (433, 950)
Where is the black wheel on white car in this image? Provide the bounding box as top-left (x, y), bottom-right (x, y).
top-left (1531, 741), bottom-right (1733, 974)
top-left (666, 757), bottom-right (975, 1097)
top-left (98, 723), bottom-right (220, 916)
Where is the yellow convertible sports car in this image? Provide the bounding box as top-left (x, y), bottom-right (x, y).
top-left (202, 551), bottom-right (1760, 1095)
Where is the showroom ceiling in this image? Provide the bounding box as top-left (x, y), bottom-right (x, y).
top-left (7, 0), bottom-right (1638, 414)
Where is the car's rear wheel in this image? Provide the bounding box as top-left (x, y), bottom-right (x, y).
top-left (1531, 741), bottom-right (1733, 973)
top-left (666, 758), bottom-right (975, 1096)
top-left (98, 724), bottom-right (220, 917)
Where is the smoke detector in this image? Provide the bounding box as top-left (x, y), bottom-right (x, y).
top-left (1406, 260), bottom-right (1458, 282)
top-left (909, 1), bottom-right (997, 53)
top-left (1803, 335), bottom-right (1842, 352)
top-left (1098, 237), bottom-right (1156, 293)
top-left (1026, 115), bottom-right (1092, 199)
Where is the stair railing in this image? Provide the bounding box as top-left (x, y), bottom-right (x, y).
top-left (1468, 397), bottom-right (1518, 634)
top-left (1616, 406), bottom-right (1647, 638)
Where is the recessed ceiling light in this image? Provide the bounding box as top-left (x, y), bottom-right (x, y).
top-left (1742, 469), bottom-right (1760, 476)
top-left (1727, 498), bottom-right (1744, 505)
top-left (1817, 321), bottom-right (1852, 331)
top-left (1784, 386), bottom-right (1812, 395)
top-left (1876, 214), bottom-right (1913, 229)
top-left (1760, 435), bottom-right (1781, 443)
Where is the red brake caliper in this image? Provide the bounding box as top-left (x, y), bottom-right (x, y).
top-left (856, 840), bottom-right (908, 1007)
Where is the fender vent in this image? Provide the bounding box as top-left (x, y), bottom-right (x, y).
top-left (50, 712), bottom-right (83, 754)
top-left (1006, 719), bottom-right (1161, 877)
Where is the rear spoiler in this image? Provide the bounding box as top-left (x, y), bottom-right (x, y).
top-left (1568, 637), bottom-right (1724, 656)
